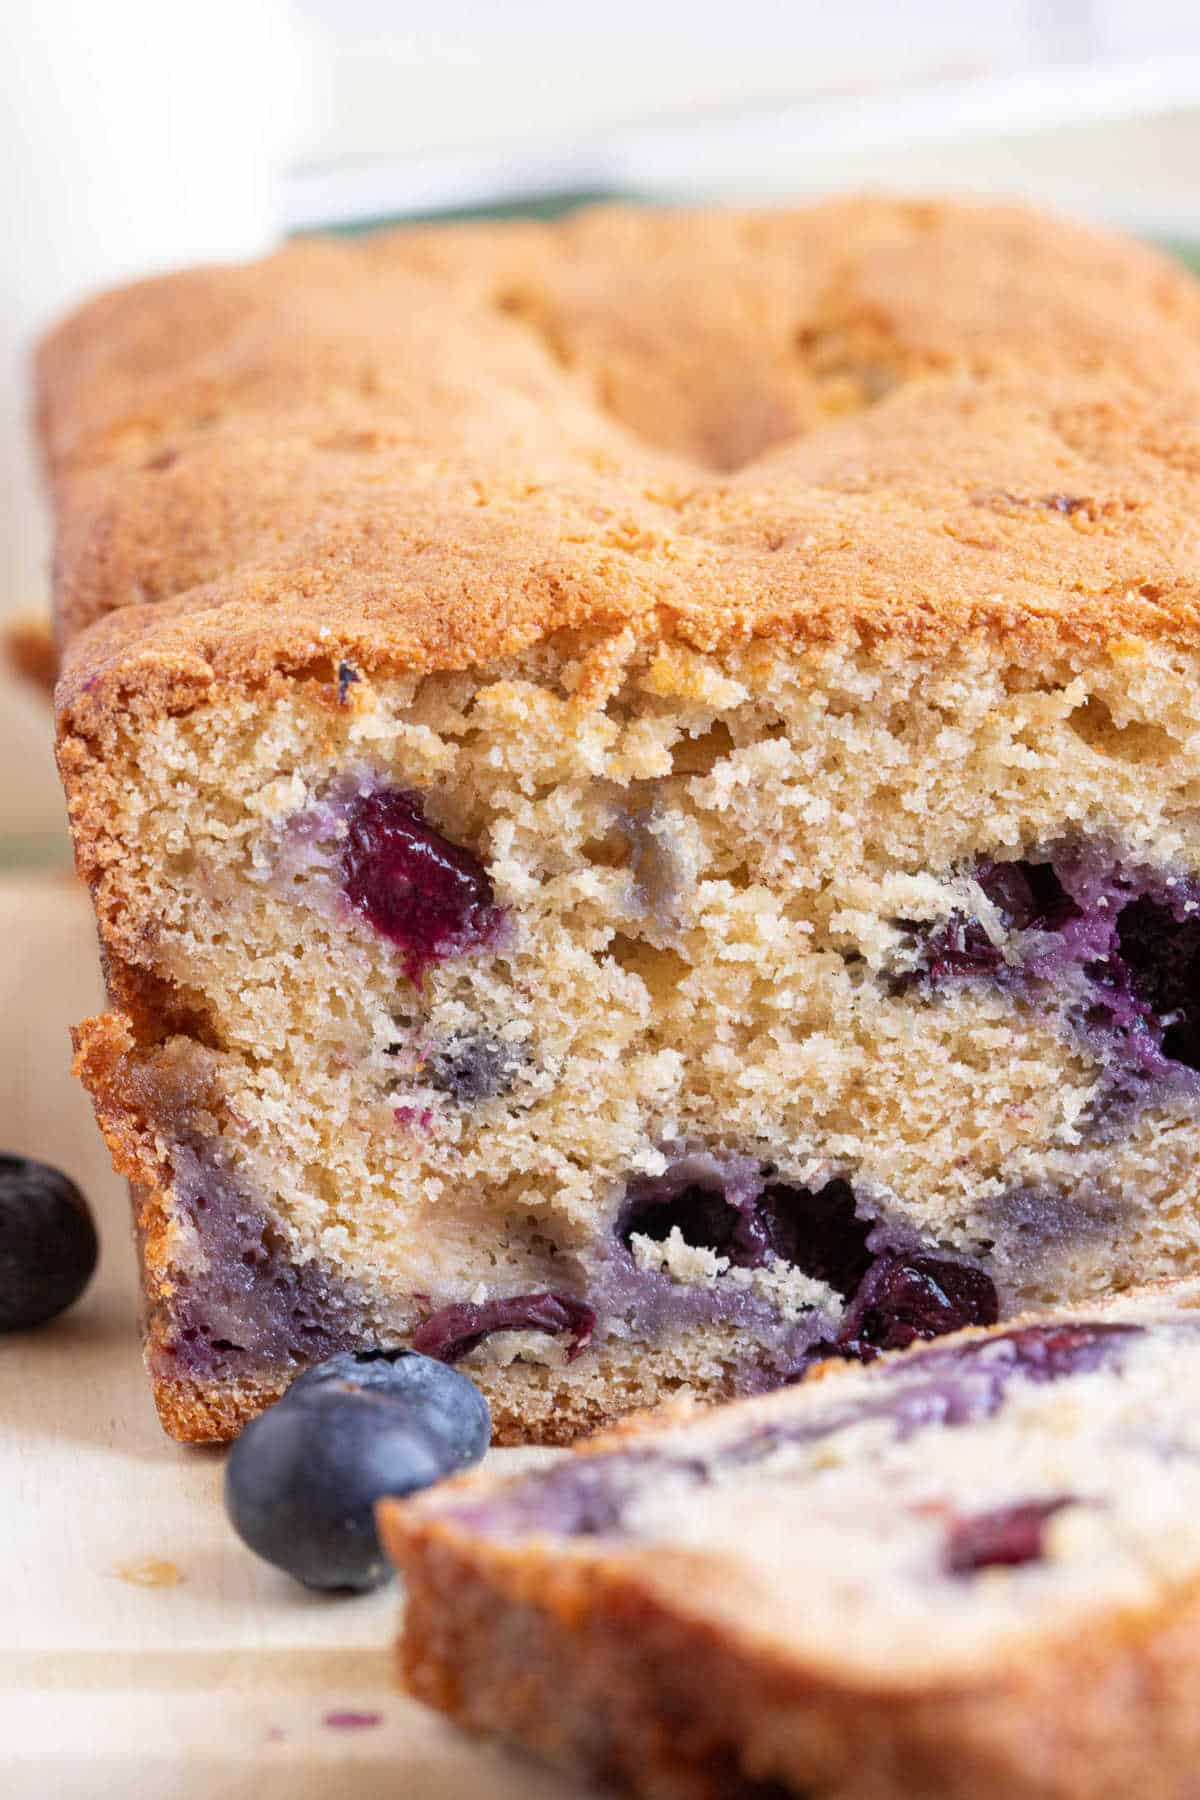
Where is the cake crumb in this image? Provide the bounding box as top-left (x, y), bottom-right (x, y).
top-left (112, 1557), bottom-right (185, 1587)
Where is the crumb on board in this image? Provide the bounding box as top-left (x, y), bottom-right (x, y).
top-left (111, 1557), bottom-right (185, 1587)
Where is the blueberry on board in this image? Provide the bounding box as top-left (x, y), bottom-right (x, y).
top-left (0, 1155), bottom-right (98, 1332)
top-left (288, 1347), bottom-right (491, 1468)
top-left (225, 1387), bottom-right (468, 1591)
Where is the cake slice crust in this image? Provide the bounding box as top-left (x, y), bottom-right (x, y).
top-left (383, 1285), bottom-right (1200, 1800)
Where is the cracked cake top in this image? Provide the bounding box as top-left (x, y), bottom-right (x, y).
top-left (36, 196), bottom-right (1200, 735)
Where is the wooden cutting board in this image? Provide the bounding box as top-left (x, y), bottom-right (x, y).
top-left (0, 873), bottom-right (592, 1799)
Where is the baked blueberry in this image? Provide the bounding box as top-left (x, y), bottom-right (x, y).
top-left (902, 846), bottom-right (1200, 1085)
top-left (1116, 894), bottom-right (1200, 1070)
top-left (903, 858), bottom-right (1078, 986)
top-left (288, 1346), bottom-right (491, 1468)
top-left (424, 1031), bottom-right (521, 1103)
top-left (225, 1385), bottom-right (480, 1591)
top-left (341, 787), bottom-right (500, 982)
top-left (0, 1155), bottom-right (98, 1332)
top-left (412, 1292), bottom-right (596, 1364)
top-left (617, 1161), bottom-right (997, 1362)
top-left (837, 1254), bottom-right (999, 1361)
top-left (617, 1170), bottom-right (875, 1286)
top-left (945, 1496), bottom-right (1073, 1574)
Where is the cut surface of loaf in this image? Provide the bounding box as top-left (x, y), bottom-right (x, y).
top-left (40, 197), bottom-right (1200, 1441)
top-left (383, 1284), bottom-right (1200, 1800)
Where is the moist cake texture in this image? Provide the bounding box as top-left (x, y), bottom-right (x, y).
top-left (39, 197), bottom-right (1200, 1441)
top-left (384, 1284), bottom-right (1200, 1800)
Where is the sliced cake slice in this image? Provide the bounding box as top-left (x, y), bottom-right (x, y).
top-left (383, 1283), bottom-right (1200, 1800)
top-left (40, 198), bottom-right (1200, 1443)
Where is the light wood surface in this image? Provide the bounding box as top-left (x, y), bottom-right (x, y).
top-left (0, 871), bottom-right (590, 1798)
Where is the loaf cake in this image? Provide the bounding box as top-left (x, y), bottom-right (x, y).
top-left (384, 1283), bottom-right (1200, 1800)
top-left (39, 197), bottom-right (1200, 1443)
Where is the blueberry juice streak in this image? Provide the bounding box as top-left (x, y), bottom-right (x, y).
top-left (447, 1320), bottom-right (1143, 1540)
top-left (406, 1161), bottom-right (995, 1380)
top-left (610, 1154), bottom-right (998, 1370)
top-left (904, 844), bottom-right (1200, 1095)
top-left (160, 1142), bottom-right (369, 1382)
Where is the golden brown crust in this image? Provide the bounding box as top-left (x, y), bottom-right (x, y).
top-left (39, 198), bottom-right (1200, 752)
top-left (151, 1368), bottom-right (291, 1442)
top-left (152, 1368), bottom-right (650, 1448)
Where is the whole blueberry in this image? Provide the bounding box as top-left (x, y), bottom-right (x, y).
top-left (225, 1388), bottom-right (466, 1591)
top-left (0, 1156), bottom-right (98, 1332)
top-left (288, 1347), bottom-right (491, 1468)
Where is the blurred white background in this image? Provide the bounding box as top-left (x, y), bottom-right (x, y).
top-left (289, 0), bottom-right (1200, 232)
top-left (293, 0), bottom-right (1200, 155)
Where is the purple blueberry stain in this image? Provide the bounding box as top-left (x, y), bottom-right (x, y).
top-left (422, 1031), bottom-right (523, 1103)
top-left (945, 1496), bottom-right (1075, 1575)
top-left (446, 1319), bottom-right (1144, 1542)
top-left (967, 1319), bottom-right (1137, 1382)
top-left (341, 787), bottom-right (502, 983)
top-left (901, 843), bottom-right (1200, 1092)
top-left (980, 1182), bottom-right (1128, 1296)
top-left (160, 1141), bottom-right (368, 1382)
top-left (615, 1156), bottom-right (998, 1366)
top-left (618, 799), bottom-right (687, 926)
top-left (323, 1711), bottom-right (383, 1731)
top-left (411, 1293), bottom-right (596, 1364)
top-left (873, 1319), bottom-right (1141, 1444)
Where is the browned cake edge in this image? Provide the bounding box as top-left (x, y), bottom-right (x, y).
top-left (381, 1485), bottom-right (1200, 1800)
top-left (37, 198), bottom-right (1200, 752)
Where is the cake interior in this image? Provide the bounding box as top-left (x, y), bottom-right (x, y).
top-left (413, 1298), bottom-right (1200, 1684)
top-left (74, 633), bottom-right (1200, 1436)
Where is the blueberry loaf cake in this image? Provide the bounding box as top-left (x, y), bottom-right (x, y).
top-left (40, 197), bottom-right (1200, 1442)
top-left (385, 1284), bottom-right (1200, 1800)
